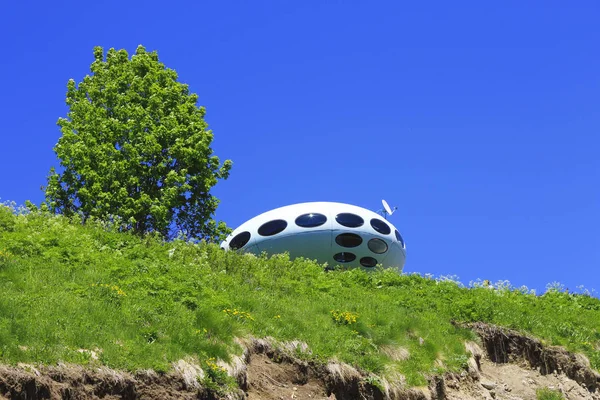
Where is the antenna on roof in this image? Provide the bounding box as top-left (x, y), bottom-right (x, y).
top-left (380, 199), bottom-right (397, 220)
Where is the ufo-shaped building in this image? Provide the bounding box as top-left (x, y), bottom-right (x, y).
top-left (220, 202), bottom-right (406, 271)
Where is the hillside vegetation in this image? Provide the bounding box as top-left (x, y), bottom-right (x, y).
top-left (0, 203), bottom-right (599, 390)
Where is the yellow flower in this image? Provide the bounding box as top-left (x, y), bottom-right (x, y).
top-left (330, 310), bottom-right (359, 325)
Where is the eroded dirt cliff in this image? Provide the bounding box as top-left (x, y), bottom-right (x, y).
top-left (1, 323), bottom-right (599, 400)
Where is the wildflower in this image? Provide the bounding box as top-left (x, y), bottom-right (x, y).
top-left (222, 308), bottom-right (254, 322)
top-left (92, 283), bottom-right (126, 296)
top-left (205, 357), bottom-right (227, 373)
top-left (0, 249), bottom-right (12, 261)
top-left (330, 310), bottom-right (359, 325)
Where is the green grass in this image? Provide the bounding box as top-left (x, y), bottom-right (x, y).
top-left (1, 204), bottom-right (599, 387)
top-left (536, 387), bottom-right (565, 400)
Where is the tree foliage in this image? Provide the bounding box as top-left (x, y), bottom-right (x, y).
top-left (45, 45), bottom-right (232, 241)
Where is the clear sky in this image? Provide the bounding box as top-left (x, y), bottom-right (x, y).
top-left (1, 1), bottom-right (598, 294)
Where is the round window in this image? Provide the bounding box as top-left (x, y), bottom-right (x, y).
top-left (258, 219), bottom-right (288, 236)
top-left (229, 231), bottom-right (251, 250)
top-left (360, 257), bottom-right (378, 268)
top-left (395, 229), bottom-right (405, 248)
top-left (370, 218), bottom-right (391, 235)
top-left (336, 213), bottom-right (364, 228)
top-left (368, 238), bottom-right (388, 254)
top-left (333, 252), bottom-right (356, 263)
top-left (335, 233), bottom-right (363, 248)
top-left (295, 213), bottom-right (327, 228)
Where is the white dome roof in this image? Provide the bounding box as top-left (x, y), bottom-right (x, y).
top-left (221, 202), bottom-right (406, 271)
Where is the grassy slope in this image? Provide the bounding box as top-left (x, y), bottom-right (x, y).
top-left (0, 205), bottom-right (599, 387)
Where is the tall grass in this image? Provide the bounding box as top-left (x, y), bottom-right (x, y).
top-left (0, 204), bottom-right (599, 387)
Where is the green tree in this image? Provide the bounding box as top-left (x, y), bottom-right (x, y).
top-left (45, 45), bottom-right (232, 241)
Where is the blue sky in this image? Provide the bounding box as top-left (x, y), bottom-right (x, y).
top-left (1, 1), bottom-right (598, 293)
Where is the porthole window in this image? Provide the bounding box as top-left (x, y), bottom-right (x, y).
top-left (336, 213), bottom-right (364, 228)
top-left (229, 231), bottom-right (251, 250)
top-left (368, 238), bottom-right (388, 254)
top-left (333, 252), bottom-right (356, 263)
top-left (335, 233), bottom-right (363, 248)
top-left (295, 213), bottom-right (327, 228)
top-left (360, 257), bottom-right (378, 268)
top-left (395, 230), bottom-right (405, 248)
top-left (258, 219), bottom-right (288, 236)
top-left (370, 218), bottom-right (391, 235)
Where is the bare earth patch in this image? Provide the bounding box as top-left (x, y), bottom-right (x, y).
top-left (245, 353), bottom-right (329, 399)
top-left (0, 363), bottom-right (222, 400)
top-left (445, 357), bottom-right (600, 400)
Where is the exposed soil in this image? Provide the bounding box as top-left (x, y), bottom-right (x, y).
top-left (441, 322), bottom-right (600, 400)
top-left (444, 357), bottom-right (600, 400)
top-left (470, 322), bottom-right (600, 391)
top-left (1, 323), bottom-right (599, 399)
top-left (244, 337), bottom-right (397, 400)
top-left (245, 353), bottom-right (328, 399)
top-left (0, 363), bottom-right (227, 400)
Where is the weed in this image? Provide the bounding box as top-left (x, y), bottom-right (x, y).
top-left (536, 387), bottom-right (565, 400)
top-left (222, 308), bottom-right (254, 323)
top-left (331, 310), bottom-right (359, 325)
top-left (201, 357), bottom-right (236, 393)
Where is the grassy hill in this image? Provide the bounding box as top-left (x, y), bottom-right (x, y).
top-left (1, 203), bottom-right (599, 392)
